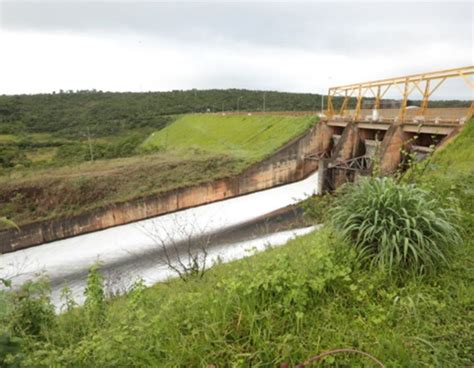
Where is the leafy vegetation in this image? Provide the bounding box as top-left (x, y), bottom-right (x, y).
top-left (0, 89), bottom-right (324, 144)
top-left (2, 227), bottom-right (473, 366)
top-left (0, 85), bottom-right (472, 366)
top-left (0, 129), bottom-right (163, 170)
top-left (0, 145), bottom-right (30, 169)
top-left (330, 177), bottom-right (461, 275)
top-left (0, 122), bottom-right (472, 366)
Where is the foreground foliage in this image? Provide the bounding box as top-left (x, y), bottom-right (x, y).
top-left (1, 123), bottom-right (473, 366)
top-left (2, 226), bottom-right (473, 367)
top-left (330, 177), bottom-right (461, 275)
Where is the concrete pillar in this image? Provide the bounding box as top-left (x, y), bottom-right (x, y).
top-left (329, 122), bottom-right (366, 189)
top-left (313, 120), bottom-right (334, 154)
top-left (331, 122), bottom-right (365, 161)
top-left (317, 158), bottom-right (329, 194)
top-left (378, 123), bottom-right (409, 175)
top-left (302, 120), bottom-right (335, 180)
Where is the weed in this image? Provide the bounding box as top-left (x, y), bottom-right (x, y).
top-left (330, 177), bottom-right (461, 275)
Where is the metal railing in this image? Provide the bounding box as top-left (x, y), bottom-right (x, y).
top-left (326, 66), bottom-right (474, 122)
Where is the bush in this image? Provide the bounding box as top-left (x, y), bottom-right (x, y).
top-left (84, 264), bottom-right (106, 327)
top-left (54, 143), bottom-right (90, 163)
top-left (0, 146), bottom-right (31, 168)
top-left (302, 194), bottom-right (334, 223)
top-left (330, 177), bottom-right (461, 275)
top-left (53, 134), bottom-right (144, 163)
top-left (7, 279), bottom-right (55, 338)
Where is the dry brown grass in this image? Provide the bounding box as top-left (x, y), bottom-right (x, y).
top-left (0, 152), bottom-right (245, 227)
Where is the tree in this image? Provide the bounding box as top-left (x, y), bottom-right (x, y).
top-left (140, 215), bottom-right (212, 281)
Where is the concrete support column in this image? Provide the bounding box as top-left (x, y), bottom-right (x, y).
top-left (378, 123), bottom-right (409, 175)
top-left (328, 122), bottom-right (366, 189)
top-left (317, 158), bottom-right (329, 194)
top-left (331, 122), bottom-right (365, 161)
top-left (313, 120), bottom-right (334, 153)
top-left (303, 120), bottom-right (335, 178)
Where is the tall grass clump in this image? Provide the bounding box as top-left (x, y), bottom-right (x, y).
top-left (330, 177), bottom-right (461, 275)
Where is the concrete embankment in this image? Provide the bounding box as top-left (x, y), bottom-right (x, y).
top-left (0, 122), bottom-right (321, 253)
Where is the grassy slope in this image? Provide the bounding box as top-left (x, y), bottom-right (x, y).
top-left (0, 153), bottom-right (244, 227)
top-left (142, 114), bottom-right (315, 161)
top-left (20, 123), bottom-right (474, 367)
top-left (1, 114), bottom-right (316, 227)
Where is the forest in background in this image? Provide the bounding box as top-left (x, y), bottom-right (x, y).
top-left (0, 88), bottom-right (469, 136)
top-left (0, 89), bottom-right (470, 169)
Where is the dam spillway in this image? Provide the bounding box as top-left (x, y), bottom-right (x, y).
top-left (0, 171), bottom-right (319, 308)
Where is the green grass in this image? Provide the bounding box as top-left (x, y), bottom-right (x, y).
top-left (0, 133), bottom-right (56, 144)
top-left (142, 114), bottom-right (316, 161)
top-left (9, 227), bottom-right (474, 367)
top-left (423, 122), bottom-right (474, 179)
top-left (0, 135), bottom-right (17, 143)
top-left (330, 176), bottom-right (461, 275)
top-left (3, 122), bottom-right (473, 367)
top-left (25, 147), bottom-right (58, 162)
top-left (418, 122), bottom-right (474, 228)
top-left (1, 114), bottom-right (317, 227)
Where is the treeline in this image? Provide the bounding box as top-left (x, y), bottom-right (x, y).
top-left (0, 89), bottom-right (470, 138)
top-left (0, 89), bottom-right (323, 138)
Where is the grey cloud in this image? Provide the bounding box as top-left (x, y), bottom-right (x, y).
top-left (1, 1), bottom-right (472, 55)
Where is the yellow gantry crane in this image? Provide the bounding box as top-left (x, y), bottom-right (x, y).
top-left (326, 66), bottom-right (474, 122)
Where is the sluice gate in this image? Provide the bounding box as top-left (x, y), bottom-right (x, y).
top-left (310, 66), bottom-right (473, 192)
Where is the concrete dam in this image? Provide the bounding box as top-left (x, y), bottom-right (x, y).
top-left (1, 66), bottom-right (472, 253)
top-left (0, 110), bottom-right (467, 254)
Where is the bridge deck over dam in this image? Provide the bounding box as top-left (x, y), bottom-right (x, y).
top-left (307, 110), bottom-right (466, 192)
top-left (312, 66), bottom-right (473, 191)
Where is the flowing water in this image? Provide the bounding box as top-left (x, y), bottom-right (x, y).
top-left (0, 172), bottom-right (320, 309)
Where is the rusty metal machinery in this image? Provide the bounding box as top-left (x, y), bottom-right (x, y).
top-left (326, 66), bottom-right (474, 122)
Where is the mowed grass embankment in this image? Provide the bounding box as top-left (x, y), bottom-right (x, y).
top-left (1, 114), bottom-right (317, 228)
top-left (142, 114), bottom-right (316, 161)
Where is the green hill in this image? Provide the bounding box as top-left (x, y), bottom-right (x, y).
top-left (0, 89), bottom-right (324, 138)
top-left (0, 88), bottom-right (467, 138)
top-left (142, 114), bottom-right (316, 162)
top-left (0, 113), bottom-right (317, 227)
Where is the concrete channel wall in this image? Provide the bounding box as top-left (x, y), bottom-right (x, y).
top-left (0, 122), bottom-right (321, 254)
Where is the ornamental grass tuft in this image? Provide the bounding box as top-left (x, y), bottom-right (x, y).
top-left (330, 177), bottom-right (461, 275)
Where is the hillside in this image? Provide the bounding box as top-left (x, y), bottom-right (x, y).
top-left (0, 89), bottom-right (324, 171)
top-left (142, 114), bottom-right (315, 161)
top-left (1, 89), bottom-right (467, 138)
top-left (0, 89), bottom-right (324, 138)
top-left (0, 114), bottom-right (317, 228)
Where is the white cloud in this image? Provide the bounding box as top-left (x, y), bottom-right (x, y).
top-left (0, 1), bottom-right (472, 98)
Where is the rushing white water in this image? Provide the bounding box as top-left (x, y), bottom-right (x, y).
top-left (0, 172), bottom-right (319, 308)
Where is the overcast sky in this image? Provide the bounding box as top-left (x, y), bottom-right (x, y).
top-left (0, 1), bottom-right (473, 99)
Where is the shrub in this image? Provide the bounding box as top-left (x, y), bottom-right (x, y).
top-left (84, 264), bottom-right (106, 326)
top-left (302, 194), bottom-right (334, 223)
top-left (0, 146), bottom-right (31, 168)
top-left (0, 331), bottom-right (22, 368)
top-left (7, 279), bottom-right (55, 338)
top-left (330, 177), bottom-right (461, 275)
